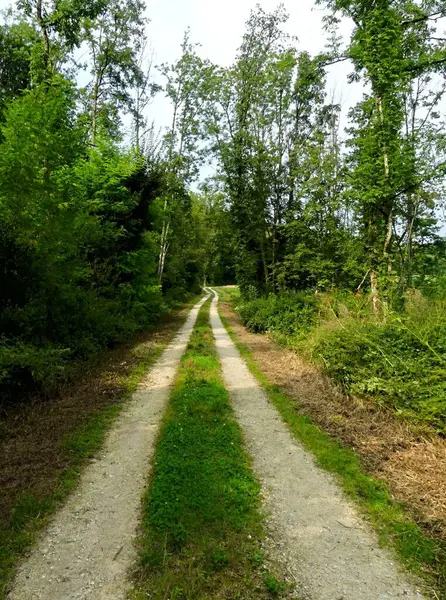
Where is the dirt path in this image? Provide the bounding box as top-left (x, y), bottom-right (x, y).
top-left (8, 295), bottom-right (209, 600)
top-left (209, 289), bottom-right (424, 600)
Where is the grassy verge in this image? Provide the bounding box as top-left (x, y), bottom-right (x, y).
top-left (0, 297), bottom-right (200, 600)
top-left (131, 299), bottom-right (290, 600)
top-left (213, 288), bottom-right (446, 599)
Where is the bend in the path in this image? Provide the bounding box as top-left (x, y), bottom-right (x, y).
top-left (9, 295), bottom-right (210, 600)
top-left (209, 289), bottom-right (424, 600)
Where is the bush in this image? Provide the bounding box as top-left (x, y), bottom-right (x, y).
top-left (306, 309), bottom-right (446, 433)
top-left (0, 341), bottom-right (70, 397)
top-left (238, 291), bottom-right (320, 337)
top-left (238, 291), bottom-right (446, 433)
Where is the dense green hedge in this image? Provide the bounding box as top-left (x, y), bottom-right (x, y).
top-left (237, 291), bottom-right (319, 336)
top-left (237, 292), bottom-right (446, 433)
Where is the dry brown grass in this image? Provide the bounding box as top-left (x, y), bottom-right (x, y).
top-left (219, 299), bottom-right (446, 542)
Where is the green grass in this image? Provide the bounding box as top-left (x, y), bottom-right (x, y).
top-left (131, 299), bottom-right (290, 600)
top-left (215, 290), bottom-right (446, 600)
top-left (0, 299), bottom-right (199, 600)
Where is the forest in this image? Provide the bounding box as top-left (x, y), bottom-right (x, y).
top-left (0, 0), bottom-right (446, 435)
top-left (1, 1), bottom-right (446, 598)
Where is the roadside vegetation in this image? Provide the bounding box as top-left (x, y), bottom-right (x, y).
top-left (131, 300), bottom-right (290, 600)
top-left (0, 2), bottom-right (231, 403)
top-left (2, 0), bottom-right (446, 426)
top-left (237, 290), bottom-right (446, 433)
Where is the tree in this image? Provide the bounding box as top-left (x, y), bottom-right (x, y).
top-left (320, 0), bottom-right (446, 311)
top-left (131, 37), bottom-right (160, 152)
top-left (81, 0), bottom-right (146, 143)
top-left (157, 30), bottom-right (214, 281)
top-left (0, 17), bottom-right (38, 116)
top-left (18, 0), bottom-right (106, 74)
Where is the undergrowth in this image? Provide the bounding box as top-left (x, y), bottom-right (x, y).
top-left (132, 299), bottom-right (290, 600)
top-left (236, 289), bottom-right (446, 433)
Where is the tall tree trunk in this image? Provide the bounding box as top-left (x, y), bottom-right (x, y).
top-left (158, 200), bottom-right (170, 281)
top-left (370, 268), bottom-right (380, 316)
top-left (377, 94), bottom-right (393, 277)
top-left (405, 191), bottom-right (419, 289)
top-left (260, 232), bottom-right (269, 292)
top-left (135, 94), bottom-right (141, 152)
top-left (91, 81), bottom-right (99, 145)
top-left (36, 0), bottom-right (50, 71)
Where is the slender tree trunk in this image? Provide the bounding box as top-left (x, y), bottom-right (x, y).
top-left (157, 95), bottom-right (180, 281)
top-left (271, 199), bottom-right (279, 292)
top-left (370, 268), bottom-right (380, 316)
top-left (135, 94), bottom-right (141, 152)
top-left (260, 233), bottom-right (269, 291)
top-left (36, 0), bottom-right (51, 182)
top-left (91, 65), bottom-right (106, 145)
top-left (383, 210), bottom-right (393, 273)
top-left (158, 197), bottom-right (170, 281)
top-left (405, 191), bottom-right (419, 288)
top-left (158, 236), bottom-right (169, 281)
top-left (377, 94), bottom-right (393, 278)
top-left (91, 81), bottom-right (99, 145)
top-left (36, 0), bottom-right (50, 71)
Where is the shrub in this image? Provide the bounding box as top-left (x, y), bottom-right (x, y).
top-left (238, 292), bottom-right (320, 337)
top-left (238, 291), bottom-right (446, 433)
top-left (306, 310), bottom-right (446, 433)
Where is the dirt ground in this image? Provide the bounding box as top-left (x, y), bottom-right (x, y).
top-left (218, 298), bottom-right (446, 542)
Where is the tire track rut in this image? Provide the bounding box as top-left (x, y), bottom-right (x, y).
top-left (209, 288), bottom-right (424, 600)
top-left (8, 296), bottom-right (209, 600)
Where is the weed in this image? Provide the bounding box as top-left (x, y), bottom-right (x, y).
top-left (234, 290), bottom-right (446, 433)
top-left (264, 573), bottom-right (287, 596)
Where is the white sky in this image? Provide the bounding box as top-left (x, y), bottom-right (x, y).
top-left (0, 0), bottom-right (360, 136)
top-left (145, 0), bottom-right (358, 131)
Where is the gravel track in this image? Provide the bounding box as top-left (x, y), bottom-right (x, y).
top-left (209, 288), bottom-right (425, 600)
top-left (8, 296), bottom-right (209, 600)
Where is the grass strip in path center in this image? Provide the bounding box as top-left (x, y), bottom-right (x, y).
top-left (131, 299), bottom-right (291, 600)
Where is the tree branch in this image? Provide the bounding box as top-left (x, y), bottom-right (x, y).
top-left (402, 11), bottom-right (445, 27)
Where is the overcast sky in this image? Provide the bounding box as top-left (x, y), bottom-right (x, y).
top-left (145, 0), bottom-right (358, 131)
top-left (148, 0), bottom-right (340, 66)
top-left (0, 0), bottom-right (360, 135)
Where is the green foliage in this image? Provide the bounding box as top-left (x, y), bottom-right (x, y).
top-left (263, 574), bottom-right (286, 596)
top-left (306, 294), bottom-right (446, 433)
top-left (202, 2), bottom-right (446, 306)
top-left (0, 1), bottom-right (209, 400)
top-left (0, 19), bottom-right (37, 116)
top-left (238, 290), bottom-right (446, 433)
top-left (0, 76), bottom-right (167, 398)
top-left (83, 0), bottom-right (147, 142)
top-left (238, 292), bottom-right (320, 336)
